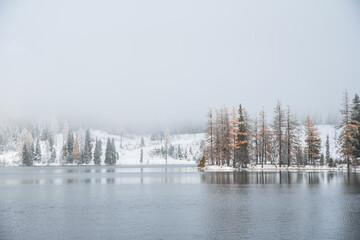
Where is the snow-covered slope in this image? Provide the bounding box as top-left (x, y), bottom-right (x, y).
top-left (0, 130), bottom-right (205, 166)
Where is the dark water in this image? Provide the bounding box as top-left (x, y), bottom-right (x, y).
top-left (0, 166), bottom-right (359, 240)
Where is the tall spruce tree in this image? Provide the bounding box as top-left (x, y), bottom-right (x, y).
top-left (34, 138), bottom-right (41, 163)
top-left (140, 149), bottom-right (143, 163)
top-left (93, 139), bottom-right (102, 165)
top-left (350, 94), bottom-right (360, 159)
top-left (236, 105), bottom-right (249, 167)
top-left (105, 138), bottom-right (117, 165)
top-left (83, 129), bottom-right (92, 164)
top-left (325, 135), bottom-right (330, 162)
top-left (22, 144), bottom-right (33, 166)
top-left (50, 148), bottom-right (56, 164)
top-left (66, 130), bottom-right (74, 164)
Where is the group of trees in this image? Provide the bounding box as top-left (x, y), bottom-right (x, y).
top-left (20, 127), bottom-right (56, 166)
top-left (337, 91), bottom-right (360, 169)
top-left (20, 125), bottom-right (119, 166)
top-left (150, 144), bottom-right (193, 160)
top-left (61, 129), bottom-right (94, 165)
top-left (204, 105), bottom-right (250, 167)
top-left (204, 91), bottom-right (360, 169)
top-left (61, 129), bottom-right (118, 165)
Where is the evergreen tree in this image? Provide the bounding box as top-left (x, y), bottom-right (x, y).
top-left (320, 153), bottom-right (324, 166)
top-left (83, 129), bottom-right (92, 164)
top-left (338, 90), bottom-right (357, 170)
top-left (30, 142), bottom-right (35, 163)
top-left (236, 105), bottom-right (249, 167)
top-left (34, 138), bottom-right (41, 162)
top-left (325, 135), bottom-right (331, 162)
top-left (350, 93), bottom-right (360, 159)
top-left (105, 138), bottom-right (117, 165)
top-left (66, 130), bottom-right (74, 164)
top-left (93, 139), bottom-right (102, 165)
top-left (22, 144), bottom-right (33, 166)
top-left (140, 149), bottom-right (143, 163)
top-left (304, 115), bottom-right (322, 165)
top-left (177, 145), bottom-right (183, 159)
top-left (48, 135), bottom-right (54, 155)
top-left (61, 143), bottom-right (68, 164)
top-left (50, 148), bottom-right (56, 164)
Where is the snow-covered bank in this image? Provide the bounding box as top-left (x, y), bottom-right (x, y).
top-left (247, 164), bottom-right (358, 172)
top-left (200, 165), bottom-right (236, 172)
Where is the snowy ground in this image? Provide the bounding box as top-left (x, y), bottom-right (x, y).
top-left (0, 130), bottom-right (204, 166)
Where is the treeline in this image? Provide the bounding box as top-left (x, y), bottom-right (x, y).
top-left (204, 90), bottom-right (360, 169)
top-left (150, 144), bottom-right (194, 160)
top-left (20, 126), bottom-right (119, 166)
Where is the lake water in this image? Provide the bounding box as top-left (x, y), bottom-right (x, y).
top-left (0, 165), bottom-right (359, 240)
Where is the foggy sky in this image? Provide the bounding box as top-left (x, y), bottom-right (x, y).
top-left (0, 0), bottom-right (360, 131)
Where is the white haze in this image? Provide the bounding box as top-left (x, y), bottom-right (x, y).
top-left (0, 0), bottom-right (360, 131)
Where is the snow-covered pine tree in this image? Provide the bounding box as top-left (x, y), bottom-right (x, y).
top-left (111, 138), bottom-right (118, 164)
top-left (34, 138), bottom-right (41, 163)
top-left (50, 148), bottom-right (56, 164)
top-left (83, 129), bottom-right (92, 164)
top-left (140, 149), bottom-right (143, 163)
top-left (338, 90), bottom-right (357, 170)
top-left (66, 130), bottom-right (74, 164)
top-left (272, 100), bottom-right (286, 167)
top-left (30, 142), bottom-right (35, 163)
top-left (22, 144), bottom-right (33, 166)
top-left (304, 115), bottom-right (322, 165)
top-left (284, 105), bottom-right (300, 167)
top-left (93, 139), bottom-right (102, 165)
top-left (253, 118), bottom-right (260, 165)
top-left (350, 93), bottom-right (360, 160)
top-left (320, 153), bottom-right (325, 166)
top-left (237, 105), bottom-right (249, 168)
top-left (325, 135), bottom-right (330, 163)
top-left (104, 138), bottom-right (113, 165)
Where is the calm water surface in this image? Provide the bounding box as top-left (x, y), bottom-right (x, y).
top-left (0, 165), bottom-right (359, 240)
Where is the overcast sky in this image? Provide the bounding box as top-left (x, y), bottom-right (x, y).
top-left (0, 0), bottom-right (359, 131)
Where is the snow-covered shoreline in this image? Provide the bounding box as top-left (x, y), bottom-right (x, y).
top-left (199, 164), bottom-right (360, 172)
